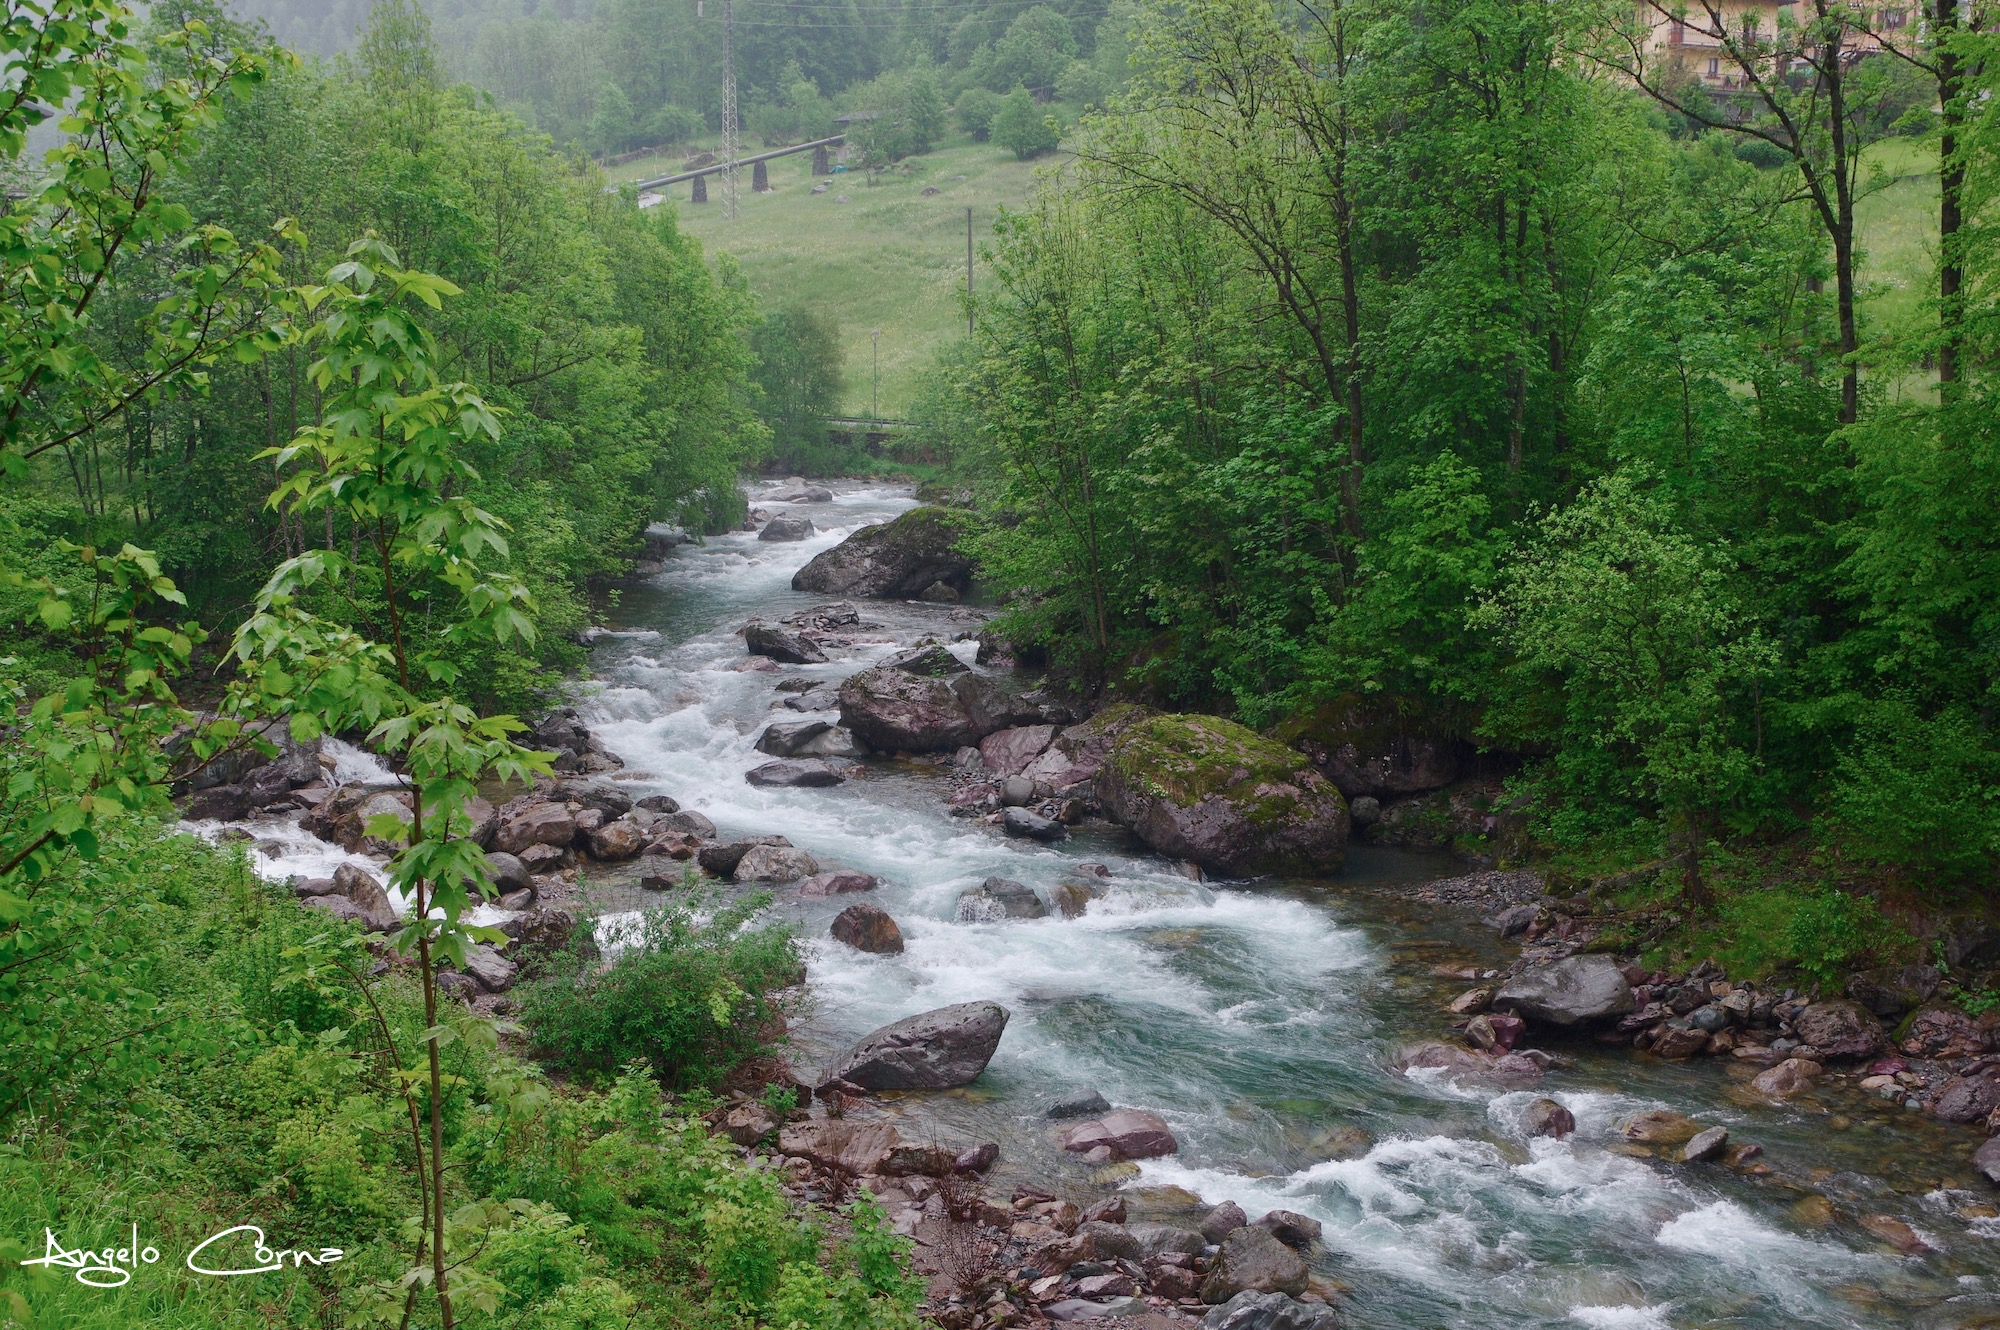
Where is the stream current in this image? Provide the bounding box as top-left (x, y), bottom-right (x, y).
top-left (218, 481), bottom-right (2000, 1329)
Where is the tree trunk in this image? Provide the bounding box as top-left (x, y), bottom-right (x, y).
top-left (1934, 0), bottom-right (1964, 396)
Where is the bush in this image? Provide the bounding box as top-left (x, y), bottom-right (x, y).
top-left (956, 86), bottom-right (1001, 140)
top-left (992, 85), bottom-right (1058, 160)
top-left (522, 893), bottom-right (802, 1089)
top-left (1824, 698), bottom-right (2000, 884)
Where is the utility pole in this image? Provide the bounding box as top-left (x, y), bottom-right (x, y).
top-left (870, 328), bottom-right (881, 421)
top-left (966, 207), bottom-right (974, 335)
top-left (720, 0), bottom-right (739, 219)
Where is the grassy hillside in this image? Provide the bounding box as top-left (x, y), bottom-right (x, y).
top-left (634, 135), bottom-right (1056, 419)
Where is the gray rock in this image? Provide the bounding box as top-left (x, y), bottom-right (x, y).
top-left (1934, 1074), bottom-right (2000, 1123)
top-left (462, 944), bottom-right (518, 993)
top-left (697, 836), bottom-right (787, 877)
top-left (1047, 1299), bottom-right (1147, 1323)
top-left (635, 793), bottom-right (681, 813)
top-left (497, 906), bottom-right (595, 969)
top-left (1682, 1126), bottom-right (1730, 1163)
top-left (1128, 1223), bottom-right (1206, 1258)
top-left (1347, 795), bottom-right (1381, 826)
top-left (494, 801), bottom-right (577, 855)
top-left (790, 506), bottom-right (973, 599)
top-left (1975, 1135), bottom-right (2000, 1188)
top-left (756, 718), bottom-right (833, 757)
top-left (549, 779), bottom-right (632, 817)
top-left (745, 759), bottom-right (842, 788)
top-left (1200, 1201), bottom-right (1249, 1244)
top-left (1002, 806), bottom-right (1068, 842)
top-left (797, 725), bottom-right (869, 758)
top-left (821, 1000), bottom-right (1009, 1090)
top-left (881, 640), bottom-right (968, 676)
top-left (1253, 1210), bottom-right (1321, 1250)
top-left (838, 665), bottom-right (980, 752)
top-left (1493, 955), bottom-right (1637, 1027)
top-left (1201, 1226), bottom-right (1309, 1302)
top-left (733, 844), bottom-right (820, 882)
top-left (586, 814), bottom-right (650, 860)
top-left (303, 894), bottom-right (389, 931)
top-left (658, 809), bottom-right (719, 839)
top-left (1096, 712), bottom-right (1348, 877)
top-left (330, 863), bottom-right (398, 929)
top-left (980, 724), bottom-right (1057, 778)
top-left (1202, 1291), bottom-right (1340, 1330)
top-left (485, 850), bottom-right (533, 895)
top-left (1047, 1088), bottom-right (1112, 1120)
top-left (758, 514), bottom-right (816, 542)
top-left (999, 775), bottom-right (1035, 807)
top-left (744, 620), bottom-right (828, 664)
top-left (1791, 1000), bottom-right (1887, 1060)
top-left (956, 876), bottom-right (1046, 922)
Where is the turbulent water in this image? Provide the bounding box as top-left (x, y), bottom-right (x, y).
top-left (208, 481), bottom-right (2000, 1330)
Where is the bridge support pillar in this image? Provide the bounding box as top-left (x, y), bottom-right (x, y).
top-left (812, 144), bottom-right (830, 176)
top-left (753, 159), bottom-right (770, 192)
top-left (691, 173), bottom-right (708, 203)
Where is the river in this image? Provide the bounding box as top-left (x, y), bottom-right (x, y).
top-left (227, 480), bottom-right (2000, 1330)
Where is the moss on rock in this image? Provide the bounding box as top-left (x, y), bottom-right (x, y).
top-left (1097, 713), bottom-right (1348, 877)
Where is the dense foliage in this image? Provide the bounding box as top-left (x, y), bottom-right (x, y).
top-left (933, 0), bottom-right (2000, 894)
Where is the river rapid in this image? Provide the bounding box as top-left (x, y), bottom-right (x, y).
top-left (217, 481), bottom-right (2000, 1330)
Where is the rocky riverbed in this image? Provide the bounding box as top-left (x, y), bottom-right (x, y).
top-left (187, 480), bottom-right (2000, 1330)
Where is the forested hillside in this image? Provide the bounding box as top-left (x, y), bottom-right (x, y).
top-left (929, 0), bottom-right (2000, 927)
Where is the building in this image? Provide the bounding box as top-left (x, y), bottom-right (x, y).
top-left (1638, 2), bottom-right (1904, 91)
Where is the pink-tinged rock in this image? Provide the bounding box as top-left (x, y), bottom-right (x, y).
top-left (1791, 1000), bottom-right (1886, 1061)
top-left (1061, 1109), bottom-right (1178, 1161)
top-left (494, 800), bottom-right (577, 854)
top-left (980, 724), bottom-right (1057, 778)
top-left (799, 870), bottom-right (879, 896)
top-left (776, 1120), bottom-right (901, 1175)
top-left (1751, 1057), bottom-right (1823, 1099)
top-left (586, 814), bottom-right (649, 861)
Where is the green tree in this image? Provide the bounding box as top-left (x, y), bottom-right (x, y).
top-left (956, 85), bottom-right (1001, 139)
top-left (990, 5), bottom-right (1077, 92)
top-left (752, 305), bottom-right (846, 468)
top-left (230, 238), bottom-right (553, 1328)
top-left (1474, 472), bottom-right (1777, 906)
top-left (992, 85), bottom-right (1057, 159)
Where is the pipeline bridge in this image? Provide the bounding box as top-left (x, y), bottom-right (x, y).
top-left (633, 135), bottom-right (846, 203)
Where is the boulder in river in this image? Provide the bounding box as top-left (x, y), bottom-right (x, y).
top-left (745, 759), bottom-right (842, 788)
top-left (1933, 1073), bottom-right (2000, 1123)
top-left (881, 640), bottom-right (967, 676)
top-left (528, 706), bottom-right (623, 774)
top-left (755, 718), bottom-right (832, 757)
top-left (1061, 1108), bottom-right (1177, 1160)
top-left (1047, 1088), bottom-right (1112, 1120)
top-left (330, 863), bottom-right (398, 928)
top-left (1750, 1056), bottom-right (1823, 1099)
top-left (1095, 712), bottom-right (1349, 876)
top-left (820, 1000), bottom-right (1009, 1090)
top-left (485, 851), bottom-right (533, 895)
top-left (790, 506), bottom-right (976, 599)
top-left (1201, 1226), bottom-right (1309, 1303)
top-left (698, 836), bottom-right (787, 877)
top-left (956, 876), bottom-right (1046, 922)
top-left (1253, 1210), bottom-right (1322, 1250)
top-left (1682, 1126), bottom-right (1730, 1163)
top-left (744, 620), bottom-right (827, 665)
top-left (830, 902), bottom-right (904, 955)
top-left (1790, 1000), bottom-right (1886, 1061)
top-left (838, 665), bottom-right (980, 752)
top-left (1974, 1136), bottom-right (2000, 1188)
top-left (1492, 954), bottom-right (1637, 1027)
top-left (1201, 1201), bottom-right (1249, 1244)
top-left (1201, 1291), bottom-right (1339, 1330)
top-left (1001, 806), bottom-right (1068, 842)
top-left (800, 870), bottom-right (878, 896)
top-left (733, 844), bottom-right (820, 882)
top-left (586, 814), bottom-right (650, 861)
top-left (1520, 1098), bottom-right (1576, 1140)
top-left (758, 513), bottom-right (815, 542)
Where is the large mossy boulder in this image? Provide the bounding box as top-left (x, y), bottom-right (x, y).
top-left (790, 506), bottom-right (977, 599)
top-left (1268, 694), bottom-right (1463, 798)
top-left (1096, 713), bottom-right (1349, 876)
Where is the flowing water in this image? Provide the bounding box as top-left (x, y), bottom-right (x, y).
top-left (209, 481), bottom-right (2000, 1329)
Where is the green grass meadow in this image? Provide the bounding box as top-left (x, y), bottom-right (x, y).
top-left (631, 135), bottom-right (1056, 419)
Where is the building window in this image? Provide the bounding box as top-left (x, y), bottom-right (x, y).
top-left (1708, 57), bottom-right (1721, 77)
top-left (1670, 18), bottom-right (1686, 45)
top-left (1881, 7), bottom-right (1908, 28)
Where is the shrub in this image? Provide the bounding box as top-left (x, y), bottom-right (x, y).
top-left (992, 86), bottom-right (1059, 160)
top-left (1824, 697), bottom-right (2000, 885)
top-left (522, 893), bottom-right (802, 1089)
top-left (956, 86), bottom-right (1001, 140)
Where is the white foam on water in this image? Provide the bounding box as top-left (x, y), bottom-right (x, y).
top-left (1567, 1306), bottom-right (1675, 1330)
top-left (322, 736), bottom-right (396, 785)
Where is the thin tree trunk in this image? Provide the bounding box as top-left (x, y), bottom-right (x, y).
top-left (1934, 0), bottom-right (1964, 397)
